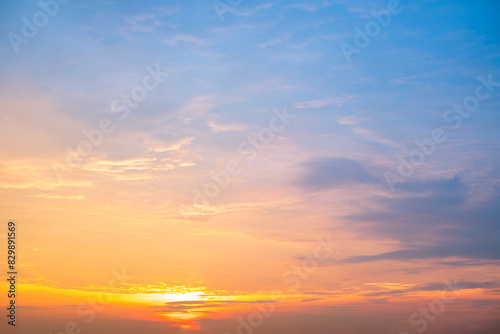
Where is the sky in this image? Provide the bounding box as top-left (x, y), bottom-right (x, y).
top-left (0, 0), bottom-right (500, 333)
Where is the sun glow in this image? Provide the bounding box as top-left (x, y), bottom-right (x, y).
top-left (122, 286), bottom-right (206, 305)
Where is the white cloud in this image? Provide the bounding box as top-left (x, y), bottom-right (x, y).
top-left (259, 33), bottom-right (291, 48)
top-left (338, 115), bottom-right (363, 125)
top-left (207, 121), bottom-right (247, 132)
top-left (293, 96), bottom-right (353, 109)
top-left (163, 35), bottom-right (210, 46)
top-left (235, 2), bottom-right (273, 17)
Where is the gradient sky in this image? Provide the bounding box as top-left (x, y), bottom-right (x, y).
top-left (1, 0), bottom-right (500, 333)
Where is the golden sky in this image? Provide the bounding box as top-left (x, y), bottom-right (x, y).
top-left (1, 0), bottom-right (500, 333)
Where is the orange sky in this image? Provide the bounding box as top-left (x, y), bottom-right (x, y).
top-left (2, 0), bottom-right (500, 333)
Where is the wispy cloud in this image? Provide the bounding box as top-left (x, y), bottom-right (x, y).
top-left (295, 157), bottom-right (379, 191)
top-left (290, 3), bottom-right (319, 12)
top-left (235, 3), bottom-right (274, 17)
top-left (207, 121), bottom-right (247, 132)
top-left (163, 35), bottom-right (210, 46)
top-left (293, 96), bottom-right (353, 108)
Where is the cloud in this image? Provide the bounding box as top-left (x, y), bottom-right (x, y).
top-left (259, 34), bottom-right (291, 48)
top-left (340, 176), bottom-right (500, 263)
top-left (344, 243), bottom-right (500, 263)
top-left (1, 181), bottom-right (93, 190)
top-left (31, 194), bottom-right (85, 200)
top-left (389, 175), bottom-right (467, 212)
top-left (150, 299), bottom-right (277, 312)
top-left (290, 3), bottom-right (319, 12)
top-left (234, 3), bottom-right (273, 17)
top-left (338, 115), bottom-right (363, 125)
top-left (177, 95), bottom-right (215, 118)
top-left (121, 13), bottom-right (163, 33)
top-left (155, 6), bottom-right (180, 16)
top-left (163, 35), bottom-right (210, 46)
top-left (207, 121), bottom-right (246, 132)
top-left (293, 96), bottom-right (352, 109)
top-left (363, 280), bottom-right (499, 297)
top-left (294, 157), bottom-right (378, 191)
